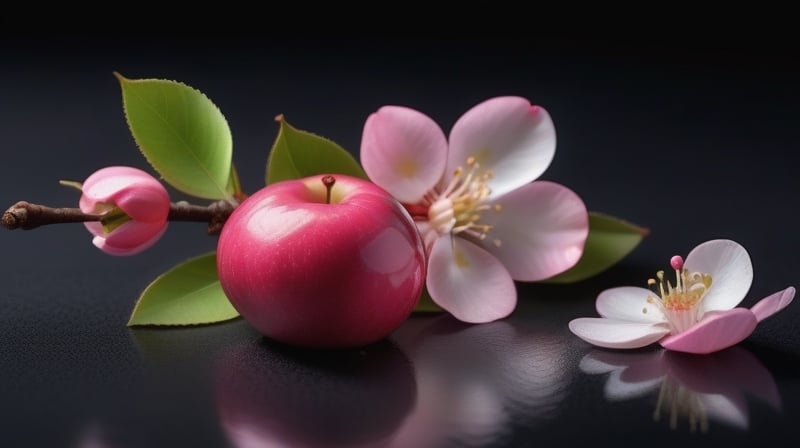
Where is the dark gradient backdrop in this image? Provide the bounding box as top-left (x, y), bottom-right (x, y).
top-left (1, 37), bottom-right (798, 447)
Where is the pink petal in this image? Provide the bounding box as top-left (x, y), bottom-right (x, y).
top-left (91, 221), bottom-right (168, 256)
top-left (659, 308), bottom-right (757, 354)
top-left (82, 221), bottom-right (106, 238)
top-left (360, 106), bottom-right (447, 203)
top-left (568, 318), bottom-right (669, 349)
top-left (481, 181), bottom-right (588, 281)
top-left (111, 183), bottom-right (170, 222)
top-left (414, 221), bottom-right (439, 256)
top-left (750, 286), bottom-right (795, 322)
top-left (595, 286), bottom-right (666, 324)
top-left (426, 235), bottom-right (516, 323)
top-left (684, 239), bottom-right (753, 313)
top-left (447, 97), bottom-right (556, 198)
top-left (80, 166), bottom-right (169, 222)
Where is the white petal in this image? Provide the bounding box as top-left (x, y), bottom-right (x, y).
top-left (414, 221), bottom-right (439, 256)
top-left (684, 239), bottom-right (753, 313)
top-left (596, 287), bottom-right (667, 323)
top-left (447, 97), bottom-right (556, 198)
top-left (481, 181), bottom-right (589, 281)
top-left (426, 235), bottom-right (516, 323)
top-left (361, 106), bottom-right (447, 203)
top-left (568, 318), bottom-right (670, 349)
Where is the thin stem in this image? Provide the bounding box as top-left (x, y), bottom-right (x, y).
top-left (322, 175), bottom-right (336, 204)
top-left (2, 200), bottom-right (236, 235)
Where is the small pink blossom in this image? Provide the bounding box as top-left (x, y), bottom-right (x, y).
top-left (569, 239), bottom-right (795, 354)
top-left (79, 166), bottom-right (170, 256)
top-left (361, 96), bottom-right (589, 323)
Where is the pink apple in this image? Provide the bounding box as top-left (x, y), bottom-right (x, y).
top-left (216, 174), bottom-right (426, 348)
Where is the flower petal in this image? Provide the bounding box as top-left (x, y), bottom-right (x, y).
top-left (91, 222), bottom-right (168, 256)
top-left (749, 286), bottom-right (795, 322)
top-left (361, 106), bottom-right (447, 203)
top-left (80, 166), bottom-right (169, 222)
top-left (111, 183), bottom-right (170, 223)
top-left (447, 97), bottom-right (556, 198)
top-left (684, 239), bottom-right (753, 313)
top-left (481, 181), bottom-right (588, 281)
top-left (659, 308), bottom-right (757, 354)
top-left (568, 317), bottom-right (669, 349)
top-left (426, 235), bottom-right (516, 323)
top-left (414, 221), bottom-right (439, 257)
top-left (595, 286), bottom-right (666, 323)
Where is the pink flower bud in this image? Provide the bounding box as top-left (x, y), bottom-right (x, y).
top-left (79, 166), bottom-right (170, 256)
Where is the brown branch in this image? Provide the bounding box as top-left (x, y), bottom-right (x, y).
top-left (3, 200), bottom-right (236, 235)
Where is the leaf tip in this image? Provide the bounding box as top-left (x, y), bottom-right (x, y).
top-left (113, 71), bottom-right (129, 83)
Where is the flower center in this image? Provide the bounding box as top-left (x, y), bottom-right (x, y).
top-left (424, 156), bottom-right (502, 247)
top-left (644, 255), bottom-right (713, 334)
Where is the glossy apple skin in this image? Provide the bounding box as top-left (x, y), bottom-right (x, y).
top-left (217, 174), bottom-right (426, 348)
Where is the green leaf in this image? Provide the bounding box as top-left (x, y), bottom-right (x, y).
top-left (128, 252), bottom-right (240, 326)
top-left (413, 288), bottom-right (444, 313)
top-left (266, 115), bottom-right (367, 185)
top-left (116, 73), bottom-right (234, 200)
top-left (543, 212), bottom-right (649, 283)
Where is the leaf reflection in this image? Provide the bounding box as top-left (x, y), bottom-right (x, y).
top-left (579, 346), bottom-right (781, 432)
top-left (387, 315), bottom-right (574, 447)
top-left (214, 339), bottom-right (416, 448)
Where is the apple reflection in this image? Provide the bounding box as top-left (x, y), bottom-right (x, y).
top-left (214, 338), bottom-right (416, 448)
top-left (387, 315), bottom-right (576, 447)
top-left (580, 347), bottom-right (781, 432)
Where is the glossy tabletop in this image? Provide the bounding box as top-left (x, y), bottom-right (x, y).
top-left (1, 38), bottom-right (798, 447)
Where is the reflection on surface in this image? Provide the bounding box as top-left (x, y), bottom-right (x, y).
top-left (388, 315), bottom-right (574, 447)
top-left (580, 346), bottom-right (781, 432)
top-left (214, 338), bottom-right (416, 448)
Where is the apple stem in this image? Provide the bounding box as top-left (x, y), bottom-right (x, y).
top-left (2, 200), bottom-right (236, 235)
top-left (322, 175), bottom-right (336, 204)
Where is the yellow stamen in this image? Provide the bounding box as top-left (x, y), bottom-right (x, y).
top-left (646, 256), bottom-right (713, 334)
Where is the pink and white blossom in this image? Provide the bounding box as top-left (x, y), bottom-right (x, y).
top-left (79, 166), bottom-right (170, 256)
top-left (569, 239), bottom-right (795, 354)
top-left (361, 97), bottom-right (589, 323)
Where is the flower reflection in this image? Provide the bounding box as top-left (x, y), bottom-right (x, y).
top-left (388, 315), bottom-right (575, 446)
top-left (214, 339), bottom-right (416, 448)
top-left (579, 346), bottom-right (781, 432)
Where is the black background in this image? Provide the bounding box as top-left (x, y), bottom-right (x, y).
top-left (1, 37), bottom-right (798, 447)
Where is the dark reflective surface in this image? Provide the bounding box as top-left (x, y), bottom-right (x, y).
top-left (215, 339), bottom-right (416, 448)
top-left (2, 38), bottom-right (799, 447)
top-left (580, 347), bottom-right (781, 432)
